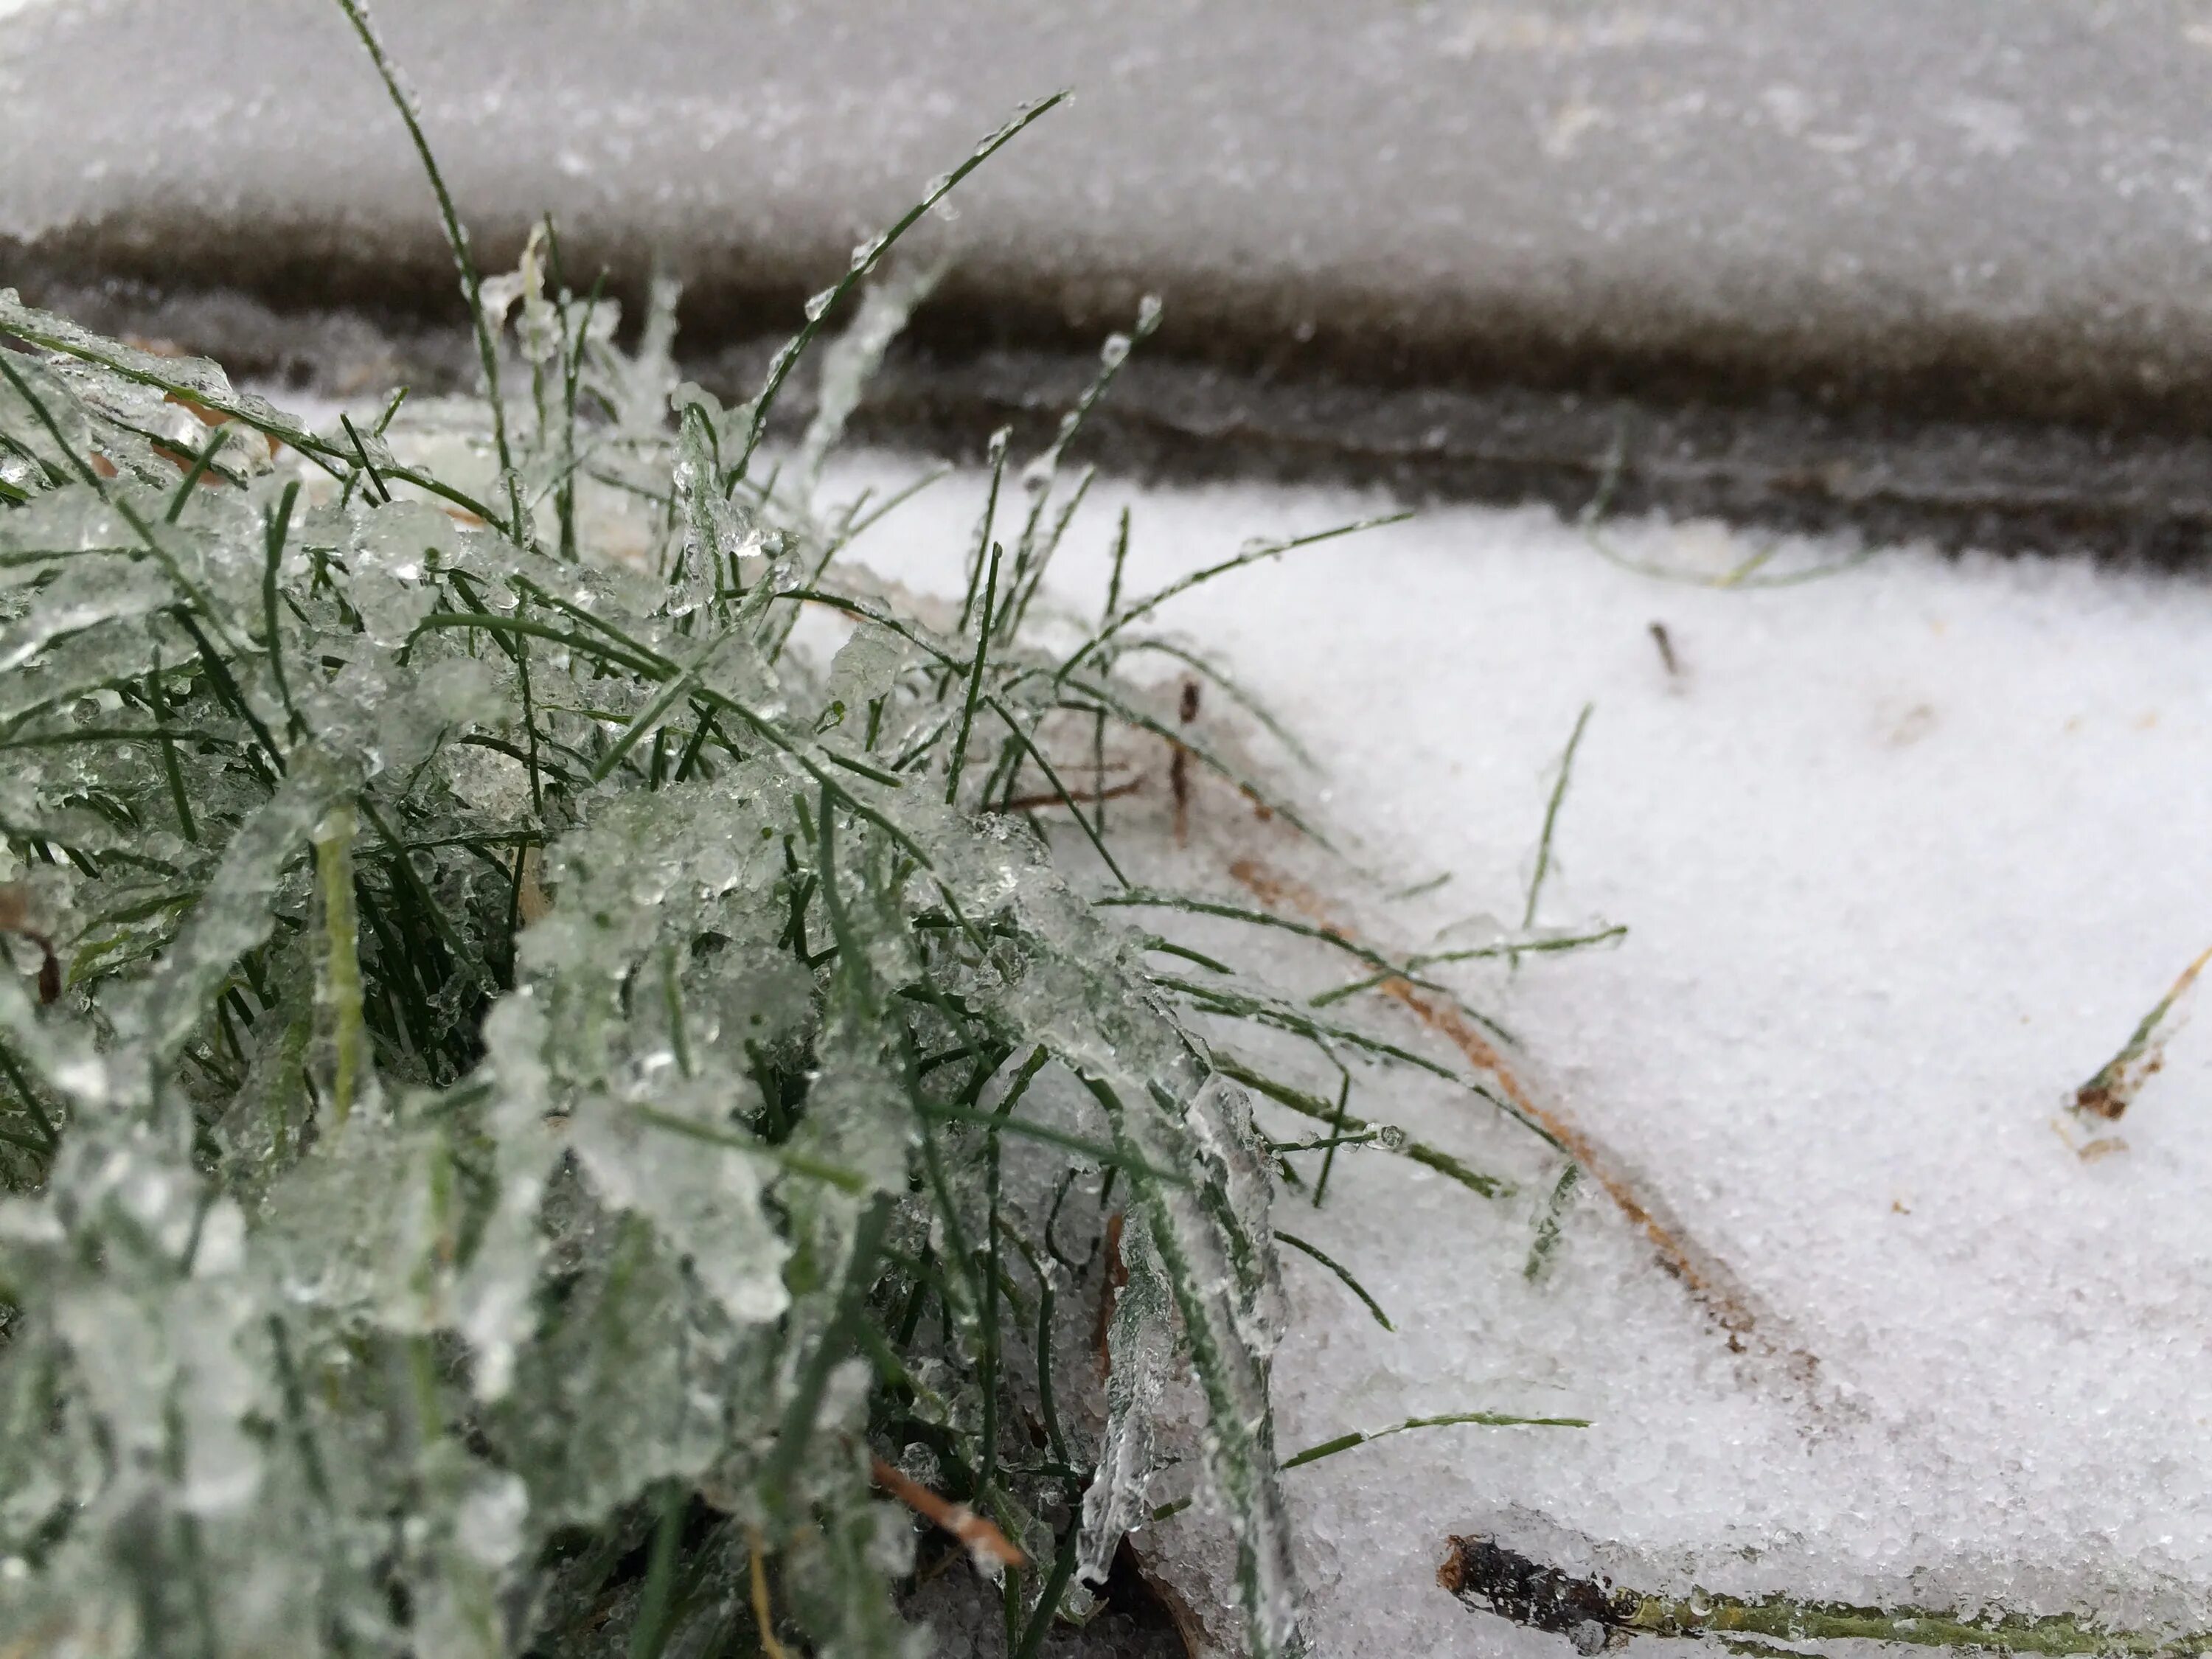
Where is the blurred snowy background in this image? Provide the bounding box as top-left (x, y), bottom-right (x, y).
top-left (7, 3), bottom-right (2212, 1655)
top-left (15, 0), bottom-right (2212, 421)
top-left (19, 1), bottom-right (2212, 554)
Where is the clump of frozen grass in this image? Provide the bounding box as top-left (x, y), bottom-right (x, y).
top-left (0, 202), bottom-right (1592, 1628)
top-left (0, 0), bottom-right (1599, 1638)
top-left (0, 58), bottom-right (1379, 1652)
top-left (0, 243), bottom-right (1571, 1653)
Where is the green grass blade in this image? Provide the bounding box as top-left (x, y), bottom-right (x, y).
top-left (726, 96), bottom-right (1068, 487)
top-left (1523, 702), bottom-right (1593, 934)
top-left (1276, 1229), bottom-right (1392, 1330)
top-left (329, 0), bottom-right (518, 528)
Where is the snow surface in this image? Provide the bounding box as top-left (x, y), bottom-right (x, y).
top-left (806, 451), bottom-right (2212, 1655)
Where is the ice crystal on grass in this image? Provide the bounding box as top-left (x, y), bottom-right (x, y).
top-left (0, 111), bottom-right (1356, 1656)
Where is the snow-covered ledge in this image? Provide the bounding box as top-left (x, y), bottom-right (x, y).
top-left (14, 0), bottom-right (2212, 427)
top-left (17, 0), bottom-right (2212, 563)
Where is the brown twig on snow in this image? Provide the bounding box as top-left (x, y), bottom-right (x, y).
top-left (1226, 856), bottom-right (1824, 1400)
top-left (1170, 679), bottom-right (1200, 844)
top-left (869, 1457), bottom-right (1027, 1570)
top-left (1438, 1533), bottom-right (2212, 1657)
top-left (1001, 778), bottom-right (1146, 814)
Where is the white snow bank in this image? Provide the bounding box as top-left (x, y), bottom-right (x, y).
top-left (817, 451), bottom-right (2212, 1655)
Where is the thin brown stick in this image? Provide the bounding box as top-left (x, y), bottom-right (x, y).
top-left (747, 1526), bottom-right (793, 1659)
top-left (1001, 778), bottom-right (1145, 814)
top-left (1227, 856), bottom-right (1823, 1398)
top-left (1169, 679), bottom-right (1200, 845)
top-left (1439, 1533), bottom-right (2212, 1656)
top-left (870, 1456), bottom-right (1028, 1569)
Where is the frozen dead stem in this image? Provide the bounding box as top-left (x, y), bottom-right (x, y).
top-left (1440, 1537), bottom-right (2212, 1658)
top-left (2071, 942), bottom-right (2212, 1124)
top-left (1226, 856), bottom-right (1836, 1415)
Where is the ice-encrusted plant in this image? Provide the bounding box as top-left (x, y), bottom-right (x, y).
top-left (0, 52), bottom-right (1375, 1655)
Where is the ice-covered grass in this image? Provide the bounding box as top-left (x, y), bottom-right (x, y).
top-left (0, 16), bottom-right (1401, 1650)
top-left (1, 13), bottom-right (1617, 1645)
top-left (0, 267), bottom-right (1318, 1659)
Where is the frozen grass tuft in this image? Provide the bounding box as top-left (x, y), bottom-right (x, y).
top-left (0, 19), bottom-right (1342, 1650)
top-left (0, 9), bottom-right (1576, 1648)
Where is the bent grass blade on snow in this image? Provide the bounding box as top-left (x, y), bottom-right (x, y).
top-left (1522, 700), bottom-right (1593, 944)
